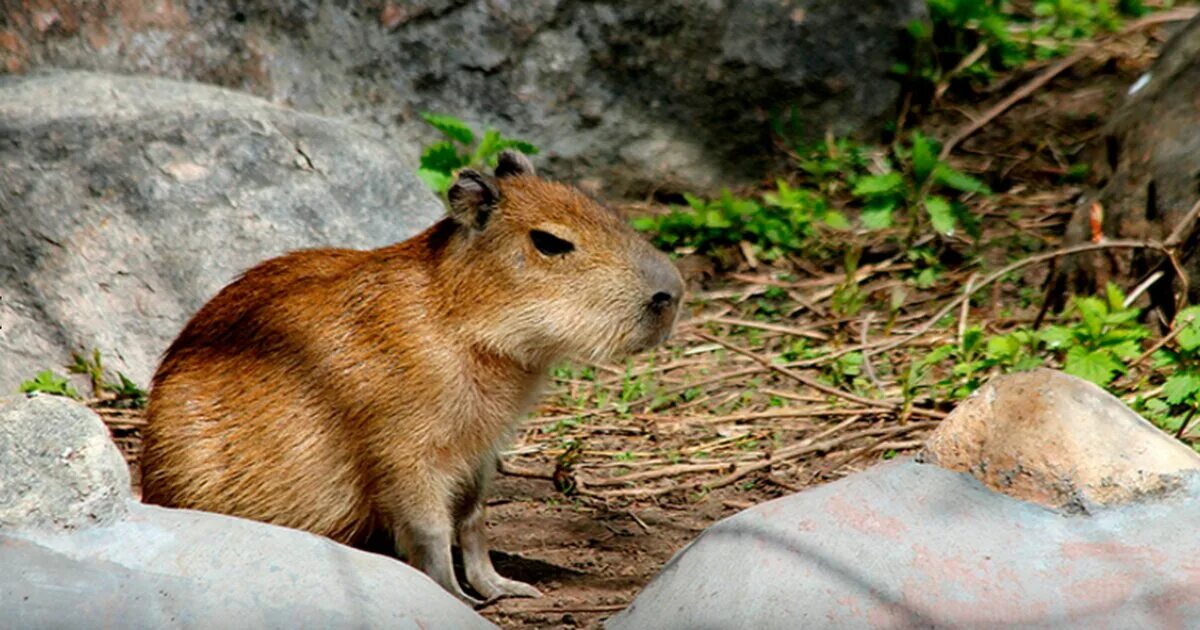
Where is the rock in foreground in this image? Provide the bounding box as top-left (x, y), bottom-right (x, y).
top-left (614, 370), bottom-right (1200, 628)
top-left (922, 368), bottom-right (1200, 510)
top-left (0, 71), bottom-right (443, 392)
top-left (0, 395), bottom-right (493, 629)
top-left (611, 460), bottom-right (1200, 629)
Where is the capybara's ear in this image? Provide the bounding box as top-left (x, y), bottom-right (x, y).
top-left (447, 169), bottom-right (500, 230)
top-left (494, 149), bottom-right (536, 178)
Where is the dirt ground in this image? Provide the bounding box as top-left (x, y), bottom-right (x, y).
top-left (87, 17), bottom-right (1194, 630)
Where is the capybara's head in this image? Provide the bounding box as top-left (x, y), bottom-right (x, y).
top-left (437, 151), bottom-right (683, 365)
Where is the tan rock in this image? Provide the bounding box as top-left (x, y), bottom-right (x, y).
top-left (922, 368), bottom-right (1200, 510)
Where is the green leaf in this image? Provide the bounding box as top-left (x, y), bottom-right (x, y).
top-left (861, 198), bottom-right (897, 229)
top-left (1162, 373), bottom-right (1200, 405)
top-left (1074, 296), bottom-right (1107, 336)
top-left (922, 345), bottom-right (955, 366)
top-left (822, 210), bottom-right (850, 229)
top-left (910, 132), bottom-right (938, 185)
top-left (925, 195), bottom-right (956, 235)
top-left (933, 163), bottom-right (990, 195)
top-left (471, 129), bottom-right (503, 165)
top-left (1108, 339), bottom-right (1143, 360)
top-left (18, 370), bottom-right (79, 398)
top-left (1175, 306), bottom-right (1200, 352)
top-left (986, 334), bottom-right (1020, 360)
top-left (419, 141), bottom-right (467, 173)
top-left (961, 325), bottom-right (984, 354)
top-left (631, 216), bottom-right (659, 232)
top-left (416, 168), bottom-right (453, 194)
top-left (1104, 282), bottom-right (1127, 312)
top-left (491, 138), bottom-right (540, 156)
top-left (1063, 346), bottom-right (1123, 385)
top-left (419, 112), bottom-right (474, 145)
top-left (852, 172), bottom-right (904, 197)
top-left (1038, 325), bottom-right (1074, 349)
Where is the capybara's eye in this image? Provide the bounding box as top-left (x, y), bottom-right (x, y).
top-left (530, 230), bottom-right (575, 256)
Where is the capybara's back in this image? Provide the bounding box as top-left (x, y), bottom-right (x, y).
top-left (141, 247), bottom-right (390, 542)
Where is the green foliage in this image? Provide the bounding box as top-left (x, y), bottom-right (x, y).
top-left (851, 132), bottom-right (989, 238)
top-left (19, 370), bottom-right (78, 399)
top-left (635, 128), bottom-right (988, 261)
top-left (1039, 285), bottom-right (1147, 386)
top-left (897, 0), bottom-right (1145, 99)
top-left (416, 112), bottom-right (539, 194)
top-left (1136, 305), bottom-right (1200, 433)
top-left (67, 349), bottom-right (148, 408)
top-left (917, 284), bottom-right (1150, 404)
top-left (633, 182), bottom-right (847, 261)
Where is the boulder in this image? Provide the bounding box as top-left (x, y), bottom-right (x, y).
top-left (1059, 13), bottom-right (1200, 309)
top-left (922, 368), bottom-right (1200, 510)
top-left (610, 460), bottom-right (1200, 629)
top-left (0, 395), bottom-right (493, 629)
top-left (0, 0), bottom-right (926, 194)
top-left (0, 71), bottom-right (444, 393)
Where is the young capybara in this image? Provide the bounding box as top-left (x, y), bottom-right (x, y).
top-left (139, 151), bottom-right (684, 603)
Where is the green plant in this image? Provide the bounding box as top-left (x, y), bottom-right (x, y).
top-left (416, 112), bottom-right (539, 194)
top-left (897, 0), bottom-right (1144, 101)
top-left (634, 183), bottom-right (848, 261)
top-left (917, 285), bottom-right (1147, 403)
top-left (1038, 284), bottom-right (1148, 386)
top-left (19, 370), bottom-right (78, 398)
top-left (830, 248), bottom-right (867, 318)
top-left (852, 132), bottom-right (989, 237)
top-left (67, 349), bottom-right (148, 408)
top-left (1138, 306), bottom-right (1200, 435)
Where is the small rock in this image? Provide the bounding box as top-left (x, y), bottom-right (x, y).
top-left (0, 395), bottom-right (130, 531)
top-left (921, 368), bottom-right (1200, 510)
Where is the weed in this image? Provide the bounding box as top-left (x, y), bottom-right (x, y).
top-left (634, 183), bottom-right (847, 261)
top-left (416, 112), bottom-right (538, 194)
top-left (897, 0), bottom-right (1145, 103)
top-left (852, 132), bottom-right (989, 237)
top-left (19, 370), bottom-right (78, 399)
top-left (67, 349), bottom-right (148, 408)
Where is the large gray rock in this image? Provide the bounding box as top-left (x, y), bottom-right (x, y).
top-left (0, 1), bottom-right (926, 195)
top-left (0, 395), bottom-right (493, 629)
top-left (611, 460), bottom-right (1200, 629)
top-left (0, 71), bottom-right (444, 392)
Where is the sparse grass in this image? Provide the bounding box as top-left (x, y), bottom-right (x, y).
top-left (20, 349), bottom-right (147, 409)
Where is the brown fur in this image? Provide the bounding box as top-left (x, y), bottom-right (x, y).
top-left (140, 153), bottom-right (683, 602)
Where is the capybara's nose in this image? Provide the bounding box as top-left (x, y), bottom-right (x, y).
top-left (650, 290), bottom-right (678, 313)
top-left (641, 254), bottom-right (684, 314)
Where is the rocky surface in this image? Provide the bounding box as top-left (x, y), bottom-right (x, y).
top-left (0, 394), bottom-right (493, 629)
top-left (0, 0), bottom-right (926, 195)
top-left (611, 460), bottom-right (1200, 629)
top-left (922, 369), bottom-right (1200, 510)
top-left (0, 71), bottom-right (444, 392)
top-left (0, 394), bottom-right (130, 530)
top-left (1060, 13), bottom-right (1200, 309)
